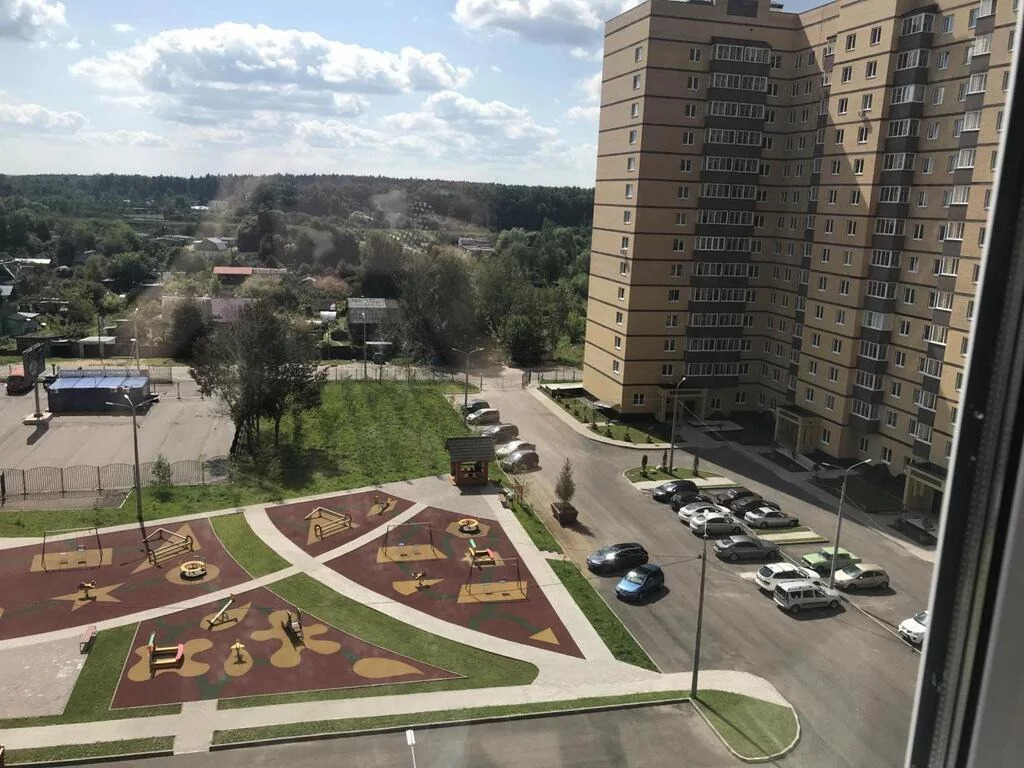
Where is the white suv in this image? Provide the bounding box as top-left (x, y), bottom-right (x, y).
top-left (754, 563), bottom-right (820, 592)
top-left (773, 580), bottom-right (841, 613)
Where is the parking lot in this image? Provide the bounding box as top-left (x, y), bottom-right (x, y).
top-left (481, 387), bottom-right (933, 768)
top-left (0, 388), bottom-right (233, 469)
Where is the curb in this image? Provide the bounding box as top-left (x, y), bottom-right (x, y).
top-left (530, 389), bottom-right (673, 450)
top-left (4, 748), bottom-right (175, 768)
top-left (690, 697), bottom-right (801, 764)
top-left (208, 695), bottom-right (692, 751)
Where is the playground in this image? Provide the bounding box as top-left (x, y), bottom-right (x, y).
top-left (110, 586), bottom-right (459, 708)
top-left (265, 491), bottom-right (415, 557)
top-left (326, 506), bottom-right (583, 658)
top-left (0, 519), bottom-right (250, 640)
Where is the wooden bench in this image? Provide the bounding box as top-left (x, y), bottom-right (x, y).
top-left (79, 625), bottom-right (97, 654)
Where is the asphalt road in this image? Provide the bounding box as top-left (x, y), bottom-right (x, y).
top-left (484, 388), bottom-right (933, 768)
top-left (92, 704), bottom-right (723, 768)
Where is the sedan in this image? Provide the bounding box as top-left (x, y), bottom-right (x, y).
top-left (689, 511), bottom-right (743, 537)
top-left (715, 487), bottom-right (758, 505)
top-left (677, 502), bottom-right (724, 525)
top-left (500, 450), bottom-right (539, 472)
top-left (460, 399), bottom-right (490, 415)
top-left (466, 408), bottom-right (501, 425)
top-left (833, 563), bottom-right (890, 590)
top-left (898, 610), bottom-right (929, 646)
top-left (586, 543), bottom-right (649, 574)
top-left (651, 479), bottom-right (699, 503)
top-left (615, 564), bottom-right (665, 602)
top-left (670, 490), bottom-right (711, 511)
top-left (730, 496), bottom-right (779, 518)
top-left (714, 535), bottom-right (781, 563)
top-left (745, 507), bottom-right (801, 529)
top-left (802, 547), bottom-right (862, 574)
top-left (495, 440), bottom-right (536, 459)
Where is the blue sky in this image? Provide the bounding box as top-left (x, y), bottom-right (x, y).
top-left (0, 0), bottom-right (820, 185)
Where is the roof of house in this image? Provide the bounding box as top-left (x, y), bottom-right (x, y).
top-left (210, 297), bottom-right (253, 323)
top-left (213, 266), bottom-right (254, 276)
top-left (347, 297), bottom-right (400, 325)
top-left (444, 436), bottom-right (497, 463)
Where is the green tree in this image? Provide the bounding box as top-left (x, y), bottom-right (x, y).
top-left (168, 298), bottom-right (209, 359)
top-left (150, 454), bottom-right (173, 500)
top-left (359, 231), bottom-right (405, 297)
top-left (554, 458), bottom-right (576, 506)
top-left (398, 247), bottom-right (477, 358)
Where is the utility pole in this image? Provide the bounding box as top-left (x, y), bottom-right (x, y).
top-left (452, 346), bottom-right (484, 420)
top-left (691, 518), bottom-right (708, 698)
top-left (667, 375), bottom-right (687, 473)
top-left (827, 458), bottom-right (872, 588)
top-left (106, 389), bottom-right (154, 556)
top-left (361, 311), bottom-right (368, 380)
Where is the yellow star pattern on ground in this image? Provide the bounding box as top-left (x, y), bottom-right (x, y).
top-left (52, 582), bottom-right (125, 611)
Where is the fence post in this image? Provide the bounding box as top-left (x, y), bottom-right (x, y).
top-left (60, 467), bottom-right (65, 495)
top-left (97, 465), bottom-right (102, 492)
top-left (200, 460), bottom-right (205, 485)
top-left (21, 469), bottom-right (26, 498)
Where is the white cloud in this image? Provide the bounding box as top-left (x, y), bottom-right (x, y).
top-left (565, 71), bottom-right (601, 122)
top-left (112, 22), bottom-right (134, 34)
top-left (86, 129), bottom-right (169, 147)
top-left (0, 96), bottom-right (84, 133)
top-left (0, 0), bottom-right (66, 41)
top-left (64, 35), bottom-right (78, 49)
top-left (453, 0), bottom-right (640, 48)
top-left (569, 46), bottom-right (602, 61)
top-left (70, 22), bottom-right (473, 126)
top-left (566, 105), bottom-right (599, 121)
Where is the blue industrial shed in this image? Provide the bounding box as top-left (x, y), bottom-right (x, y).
top-left (46, 369), bottom-right (151, 413)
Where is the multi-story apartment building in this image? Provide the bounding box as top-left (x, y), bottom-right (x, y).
top-left (583, 0), bottom-right (1017, 512)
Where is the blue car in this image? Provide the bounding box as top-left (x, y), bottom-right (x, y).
top-left (615, 564), bottom-right (665, 602)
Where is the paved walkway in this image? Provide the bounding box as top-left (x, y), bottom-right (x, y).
top-left (0, 476), bottom-right (795, 756)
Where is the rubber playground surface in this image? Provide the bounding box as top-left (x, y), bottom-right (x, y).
top-left (0, 519), bottom-right (250, 640)
top-left (111, 586), bottom-right (459, 708)
top-left (326, 506), bottom-right (583, 658)
top-left (265, 491), bottom-right (415, 558)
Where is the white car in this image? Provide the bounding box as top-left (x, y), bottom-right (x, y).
top-left (677, 502), bottom-right (726, 524)
top-left (689, 511), bottom-right (743, 537)
top-left (898, 610), bottom-right (929, 645)
top-left (754, 563), bottom-right (821, 592)
top-left (745, 506), bottom-right (801, 529)
top-left (495, 440), bottom-right (536, 459)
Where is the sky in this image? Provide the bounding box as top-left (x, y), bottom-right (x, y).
top-left (0, 0), bottom-right (820, 186)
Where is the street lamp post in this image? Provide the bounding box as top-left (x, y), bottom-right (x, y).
top-left (691, 517), bottom-right (708, 698)
top-left (106, 390), bottom-right (155, 556)
top-left (360, 311), bottom-right (368, 380)
top-left (667, 376), bottom-right (687, 473)
top-left (452, 346), bottom-right (484, 420)
top-left (819, 458), bottom-right (873, 589)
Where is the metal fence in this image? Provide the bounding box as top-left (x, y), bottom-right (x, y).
top-left (0, 455), bottom-right (231, 500)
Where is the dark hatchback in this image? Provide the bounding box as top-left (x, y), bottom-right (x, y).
top-left (586, 543), bottom-right (649, 574)
top-left (652, 479), bottom-right (699, 502)
top-left (615, 564), bottom-right (665, 602)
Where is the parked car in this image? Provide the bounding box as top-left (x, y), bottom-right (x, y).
top-left (715, 487), bottom-right (758, 505)
top-left (467, 408), bottom-right (501, 425)
top-left (495, 440), bottom-right (536, 459)
top-left (460, 399), bottom-right (490, 415)
top-left (714, 535), bottom-right (780, 563)
top-left (652, 479), bottom-right (699, 502)
top-left (898, 610), bottom-right (929, 646)
top-left (500, 449), bottom-right (539, 472)
top-left (689, 511), bottom-right (743, 537)
top-left (586, 543), bottom-right (649, 574)
top-left (729, 496), bottom-right (779, 518)
top-left (833, 563), bottom-right (890, 590)
top-left (754, 563), bottom-right (821, 592)
top-left (615, 564), bottom-right (665, 602)
top-left (773, 580), bottom-right (841, 613)
top-left (481, 423), bottom-right (519, 444)
top-left (801, 547), bottom-right (862, 574)
top-left (670, 490), bottom-right (711, 510)
top-left (677, 502), bottom-right (724, 525)
top-left (745, 506), bottom-right (801, 529)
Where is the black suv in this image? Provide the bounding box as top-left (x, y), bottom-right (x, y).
top-left (586, 543), bottom-right (650, 574)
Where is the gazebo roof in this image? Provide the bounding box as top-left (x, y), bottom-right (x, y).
top-left (445, 436), bottom-right (496, 462)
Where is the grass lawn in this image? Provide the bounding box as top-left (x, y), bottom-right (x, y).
top-left (212, 691), bottom-right (691, 744)
top-left (210, 512), bottom-right (290, 577)
top-left (4, 737), bottom-right (174, 765)
top-left (0, 382), bottom-right (469, 537)
top-left (218, 573), bottom-right (537, 709)
top-left (509, 496), bottom-right (563, 554)
top-left (695, 690), bottom-right (798, 761)
top-left (624, 466), bottom-right (700, 483)
top-left (548, 560), bottom-right (658, 671)
top-left (0, 625), bottom-right (180, 729)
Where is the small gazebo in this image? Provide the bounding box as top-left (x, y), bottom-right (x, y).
top-left (444, 436), bottom-right (496, 487)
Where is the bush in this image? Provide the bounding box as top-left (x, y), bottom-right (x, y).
top-left (150, 454), bottom-right (172, 500)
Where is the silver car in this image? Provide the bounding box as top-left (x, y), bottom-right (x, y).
top-left (745, 506), bottom-right (801, 529)
top-left (689, 511), bottom-right (743, 537)
top-left (677, 502), bottom-right (725, 525)
top-left (495, 440), bottom-right (536, 459)
top-left (833, 563), bottom-right (890, 590)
